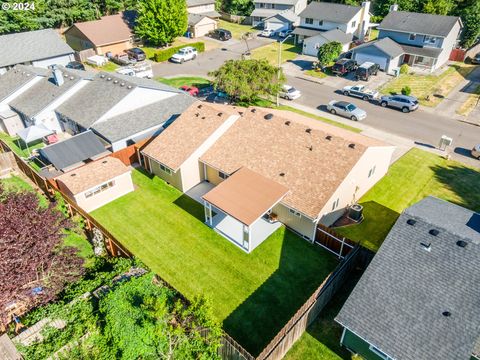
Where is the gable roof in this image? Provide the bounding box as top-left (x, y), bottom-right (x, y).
top-left (187, 0), bottom-right (215, 6)
top-left (66, 12), bottom-right (135, 47)
top-left (253, 0), bottom-right (299, 4)
top-left (378, 11), bottom-right (461, 38)
top-left (56, 157), bottom-right (130, 194)
top-left (352, 37), bottom-right (404, 58)
top-left (308, 28), bottom-right (354, 44)
top-left (188, 13), bottom-right (212, 26)
top-left (91, 93), bottom-right (196, 143)
top-left (265, 9), bottom-right (298, 23)
top-left (299, 2), bottom-right (361, 23)
top-left (0, 65), bottom-right (48, 102)
top-left (39, 130), bottom-right (109, 171)
top-left (336, 197), bottom-right (480, 360)
top-left (142, 101), bottom-right (240, 171)
top-left (9, 67), bottom-right (90, 119)
top-left (0, 29), bottom-right (74, 68)
top-left (200, 107), bottom-right (387, 219)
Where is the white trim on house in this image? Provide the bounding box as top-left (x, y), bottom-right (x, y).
top-left (338, 325), bottom-right (397, 360)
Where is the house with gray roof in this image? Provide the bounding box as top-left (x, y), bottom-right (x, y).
top-left (0, 29), bottom-right (74, 75)
top-left (186, 0), bottom-right (220, 37)
top-left (336, 196), bottom-right (480, 360)
top-left (250, 0), bottom-right (307, 29)
top-left (351, 37), bottom-right (405, 75)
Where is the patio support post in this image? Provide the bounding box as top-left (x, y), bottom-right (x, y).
top-left (243, 224), bottom-right (250, 251)
top-left (311, 218), bottom-right (319, 244)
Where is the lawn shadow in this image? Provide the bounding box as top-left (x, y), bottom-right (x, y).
top-left (173, 194), bottom-right (205, 222)
top-left (222, 229), bottom-right (339, 356)
top-left (288, 59), bottom-right (314, 71)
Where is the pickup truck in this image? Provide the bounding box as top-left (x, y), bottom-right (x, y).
top-left (342, 85), bottom-right (379, 101)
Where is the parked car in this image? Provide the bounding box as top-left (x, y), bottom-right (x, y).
top-left (126, 48), bottom-right (146, 61)
top-left (471, 144), bottom-right (480, 159)
top-left (260, 28), bottom-right (275, 37)
top-left (209, 29), bottom-right (232, 41)
top-left (342, 84), bottom-right (379, 101)
top-left (180, 85), bottom-right (199, 96)
top-left (206, 91), bottom-right (231, 104)
top-left (170, 46), bottom-right (198, 63)
top-left (380, 94), bottom-right (419, 113)
top-left (278, 29), bottom-right (293, 38)
top-left (355, 62), bottom-right (380, 81)
top-left (471, 53), bottom-right (480, 65)
top-left (279, 85), bottom-right (301, 100)
top-left (332, 59), bottom-right (358, 76)
top-left (327, 100), bottom-right (366, 121)
top-left (111, 53), bottom-right (136, 66)
top-left (65, 61), bottom-right (85, 71)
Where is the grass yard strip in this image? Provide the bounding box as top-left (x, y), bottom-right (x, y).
top-left (379, 63), bottom-right (476, 107)
top-left (92, 170), bottom-right (338, 355)
top-left (156, 76), bottom-right (211, 89)
top-left (335, 148), bottom-right (480, 251)
top-left (456, 84), bottom-right (480, 116)
top-left (251, 41), bottom-right (301, 66)
top-left (305, 69), bottom-right (328, 79)
top-left (0, 133), bottom-right (44, 171)
top-left (86, 61), bottom-right (119, 73)
top-left (218, 19), bottom-right (255, 40)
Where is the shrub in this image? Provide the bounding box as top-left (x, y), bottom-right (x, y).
top-left (399, 63), bottom-right (410, 74)
top-left (401, 86), bottom-right (412, 96)
top-left (153, 42), bottom-right (205, 62)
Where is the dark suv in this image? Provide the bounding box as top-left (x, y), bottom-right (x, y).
top-left (355, 62), bottom-right (380, 81)
top-left (209, 29), bottom-right (232, 41)
top-left (332, 59), bottom-right (358, 76)
top-left (126, 47), bottom-right (146, 61)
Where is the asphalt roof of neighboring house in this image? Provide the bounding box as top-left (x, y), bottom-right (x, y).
top-left (92, 93), bottom-right (196, 143)
top-left (292, 27), bottom-right (324, 37)
top-left (253, 0), bottom-right (299, 4)
top-left (400, 43), bottom-right (443, 58)
top-left (56, 156), bottom-right (130, 194)
top-left (309, 29), bottom-right (353, 44)
top-left (0, 65), bottom-right (48, 102)
top-left (336, 196), bottom-right (480, 360)
top-left (142, 101), bottom-right (240, 171)
top-left (352, 37), bottom-right (404, 58)
top-left (187, 0), bottom-right (215, 6)
top-left (251, 8), bottom-right (281, 18)
top-left (188, 13), bottom-right (211, 26)
top-left (379, 11), bottom-right (460, 38)
top-left (9, 67), bottom-right (91, 119)
top-left (39, 130), bottom-right (109, 171)
top-left (299, 2), bottom-right (361, 23)
top-left (66, 12), bottom-right (136, 46)
top-left (0, 29), bottom-right (74, 68)
top-left (200, 107), bottom-right (387, 219)
top-left (265, 9), bottom-right (298, 23)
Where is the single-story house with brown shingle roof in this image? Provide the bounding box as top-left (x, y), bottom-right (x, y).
top-left (55, 157), bottom-right (134, 212)
top-left (64, 12), bottom-right (136, 56)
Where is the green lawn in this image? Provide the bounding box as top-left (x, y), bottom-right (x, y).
top-left (305, 69), bottom-right (328, 79)
top-left (0, 132), bottom-right (45, 171)
top-left (456, 84), bottom-right (480, 116)
top-left (336, 148), bottom-right (480, 251)
top-left (92, 169), bottom-right (338, 355)
top-left (251, 41), bottom-right (301, 66)
top-left (156, 76), bottom-right (211, 89)
top-left (0, 175), bottom-right (33, 192)
top-left (87, 61), bottom-right (119, 72)
top-left (218, 19), bottom-right (255, 40)
top-left (379, 63), bottom-right (476, 106)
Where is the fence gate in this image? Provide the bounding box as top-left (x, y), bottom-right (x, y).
top-left (315, 224), bottom-right (356, 258)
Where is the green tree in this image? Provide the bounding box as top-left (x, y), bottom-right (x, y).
top-left (373, 0), bottom-right (420, 17)
top-left (422, 0), bottom-right (455, 15)
top-left (223, 0), bottom-right (254, 16)
top-left (458, 2), bottom-right (480, 48)
top-left (209, 59), bottom-right (285, 103)
top-left (135, 0), bottom-right (188, 46)
top-left (317, 41), bottom-right (343, 68)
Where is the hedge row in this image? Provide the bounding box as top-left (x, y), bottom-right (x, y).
top-left (153, 42), bottom-right (205, 62)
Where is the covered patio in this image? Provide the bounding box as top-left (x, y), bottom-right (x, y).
top-left (202, 167), bottom-right (289, 253)
top-left (400, 45), bottom-right (442, 72)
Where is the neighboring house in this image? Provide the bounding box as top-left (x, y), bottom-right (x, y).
top-left (64, 12), bottom-right (136, 55)
top-left (0, 65), bottom-right (48, 135)
top-left (188, 13), bottom-right (218, 38)
top-left (251, 0), bottom-right (307, 28)
top-left (293, 1), bottom-right (371, 47)
top-left (8, 66), bottom-right (94, 133)
top-left (263, 10), bottom-right (299, 33)
top-left (336, 196), bottom-right (480, 360)
top-left (143, 104), bottom-right (394, 253)
top-left (38, 131), bottom-right (110, 175)
top-left (55, 157), bottom-right (134, 212)
top-left (55, 72), bottom-right (194, 151)
top-left (0, 29), bottom-right (74, 75)
top-left (352, 8), bottom-right (462, 73)
top-left (303, 29), bottom-right (353, 56)
top-left (187, 0), bottom-right (220, 18)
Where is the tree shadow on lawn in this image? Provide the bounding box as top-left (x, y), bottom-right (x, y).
top-left (222, 230), bottom-right (339, 356)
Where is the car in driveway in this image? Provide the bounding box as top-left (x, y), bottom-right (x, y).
top-left (209, 29), bottom-right (232, 41)
top-left (260, 28), bottom-right (275, 37)
top-left (327, 100), bottom-right (366, 121)
top-left (180, 85), bottom-right (199, 96)
top-left (471, 53), bottom-right (480, 65)
top-left (206, 91), bottom-right (231, 104)
top-left (65, 61), bottom-right (85, 71)
top-left (355, 62), bottom-right (380, 81)
top-left (332, 59), bottom-right (358, 76)
top-left (170, 47), bottom-right (198, 63)
top-left (126, 48), bottom-right (146, 61)
top-left (111, 53), bottom-right (136, 66)
top-left (380, 94), bottom-right (419, 113)
top-left (279, 85), bottom-right (301, 100)
top-left (471, 144), bottom-right (480, 159)
top-left (278, 29), bottom-right (293, 38)
top-left (342, 84), bottom-right (379, 101)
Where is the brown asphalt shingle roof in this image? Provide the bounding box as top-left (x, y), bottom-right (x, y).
top-left (200, 107), bottom-right (386, 219)
top-left (202, 167), bottom-right (289, 225)
top-left (56, 157), bottom-right (130, 194)
top-left (141, 101), bottom-right (240, 170)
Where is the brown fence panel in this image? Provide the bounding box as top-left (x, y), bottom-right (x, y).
top-left (449, 48), bottom-right (466, 62)
top-left (315, 224), bottom-right (357, 258)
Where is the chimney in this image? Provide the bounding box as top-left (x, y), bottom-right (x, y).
top-left (359, 2), bottom-right (371, 39)
top-left (389, 3), bottom-right (399, 12)
top-left (52, 65), bottom-right (64, 87)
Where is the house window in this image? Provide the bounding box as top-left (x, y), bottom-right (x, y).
top-left (218, 171), bottom-right (229, 179)
top-left (289, 208), bottom-right (301, 217)
top-left (368, 165), bottom-right (376, 178)
top-left (409, 33), bottom-right (416, 41)
top-left (259, 2), bottom-right (265, 8)
top-left (85, 180), bottom-right (115, 198)
top-left (305, 18), bottom-right (314, 25)
top-left (160, 164), bottom-right (172, 175)
top-left (369, 345), bottom-right (390, 360)
top-left (351, 20), bottom-right (356, 28)
top-left (424, 35), bottom-right (437, 45)
top-left (332, 198), bottom-right (340, 211)
top-left (319, 20), bottom-right (323, 26)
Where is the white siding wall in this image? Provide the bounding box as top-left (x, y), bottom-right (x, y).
top-left (110, 124), bottom-right (164, 151)
top-left (303, 36), bottom-right (350, 56)
top-left (32, 54), bottom-right (74, 68)
top-left (300, 18), bottom-right (348, 33)
top-left (435, 21), bottom-right (461, 70)
top-left (188, 3), bottom-right (215, 14)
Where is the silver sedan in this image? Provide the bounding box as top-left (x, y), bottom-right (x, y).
top-left (327, 100), bottom-right (367, 121)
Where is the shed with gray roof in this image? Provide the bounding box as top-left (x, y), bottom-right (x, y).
top-left (336, 196), bottom-right (480, 360)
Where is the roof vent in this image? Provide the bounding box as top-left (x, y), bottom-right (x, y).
top-left (127, 85), bottom-right (132, 89)
top-left (348, 143), bottom-right (356, 149)
top-left (202, 116), bottom-right (206, 119)
top-left (102, 160), bottom-right (108, 164)
top-left (70, 76), bottom-right (74, 80)
top-left (26, 73), bottom-right (31, 77)
top-left (70, 173), bottom-right (77, 177)
top-left (251, 108), bottom-right (256, 113)
top-left (429, 229), bottom-right (439, 236)
top-left (264, 113), bottom-right (274, 120)
top-left (442, 311), bottom-right (451, 317)
top-left (198, 104), bottom-right (202, 109)
top-left (195, 113), bottom-right (200, 117)
top-left (305, 128), bottom-right (312, 134)
top-left (309, 146), bottom-right (313, 151)
top-left (218, 112), bottom-right (223, 117)
top-left (326, 135), bottom-right (332, 141)
top-left (456, 240), bottom-right (467, 248)
top-left (420, 242), bottom-right (431, 251)
top-left (107, 77), bottom-right (112, 81)
top-left (407, 219), bottom-right (416, 226)
top-left (285, 121), bottom-right (291, 126)
top-left (238, 111), bottom-right (244, 115)
top-left (100, 74), bottom-right (105, 78)
top-left (279, 172), bottom-right (285, 177)
top-left (120, 82), bottom-right (125, 87)
top-left (114, 80), bottom-right (119, 84)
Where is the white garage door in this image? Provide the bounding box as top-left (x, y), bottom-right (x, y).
top-left (265, 21), bottom-right (287, 32)
top-left (195, 23), bottom-right (215, 37)
top-left (354, 53), bottom-right (388, 71)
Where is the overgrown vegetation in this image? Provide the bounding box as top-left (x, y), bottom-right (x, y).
top-left (317, 41), bottom-right (343, 68)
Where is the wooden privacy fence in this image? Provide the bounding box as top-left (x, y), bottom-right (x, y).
top-left (315, 224), bottom-right (356, 258)
top-left (110, 139), bottom-right (151, 166)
